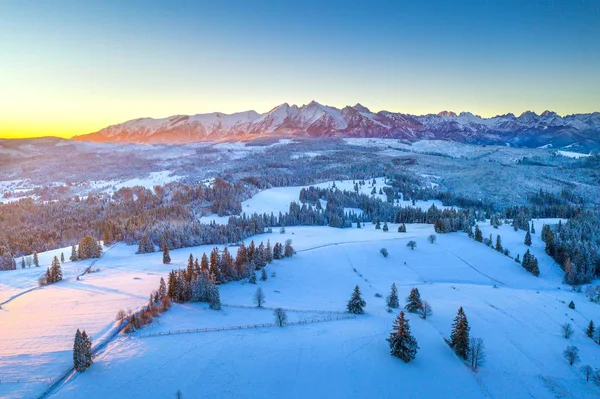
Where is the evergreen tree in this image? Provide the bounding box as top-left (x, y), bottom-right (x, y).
top-left (524, 231), bottom-right (532, 246)
top-left (261, 268), bottom-right (268, 281)
top-left (450, 307), bottom-right (470, 360)
top-left (357, 220), bottom-right (361, 228)
top-left (81, 330), bottom-right (93, 370)
top-left (33, 251), bottom-right (39, 267)
top-left (209, 285), bottom-right (221, 310)
top-left (249, 272), bottom-right (257, 284)
top-left (162, 245), bottom-right (171, 264)
top-left (61, 252), bottom-right (65, 263)
top-left (398, 223), bottom-right (407, 233)
top-left (375, 218), bottom-right (381, 229)
top-left (586, 320), bottom-right (595, 338)
top-left (158, 277), bottom-right (167, 300)
top-left (386, 311), bottom-right (419, 363)
top-left (73, 329), bottom-right (84, 371)
top-left (495, 235), bottom-right (503, 252)
top-left (386, 283), bottom-right (399, 308)
top-left (201, 253), bottom-right (209, 272)
top-left (531, 221), bottom-right (535, 234)
top-left (265, 240), bottom-right (273, 264)
top-left (515, 254), bottom-right (521, 264)
top-left (474, 225), bottom-right (483, 242)
top-left (21, 257), bottom-right (25, 269)
top-left (405, 287), bottom-right (422, 313)
top-left (284, 239), bottom-right (294, 258)
top-left (50, 255), bottom-right (62, 283)
top-left (382, 222), bottom-right (389, 232)
top-left (347, 285), bottom-right (366, 314)
top-left (70, 244), bottom-right (78, 261)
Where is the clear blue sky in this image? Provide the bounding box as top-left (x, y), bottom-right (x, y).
top-left (1, 0), bottom-right (599, 137)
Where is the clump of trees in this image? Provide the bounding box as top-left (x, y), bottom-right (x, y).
top-left (521, 249), bottom-right (540, 276)
top-left (39, 256), bottom-right (63, 286)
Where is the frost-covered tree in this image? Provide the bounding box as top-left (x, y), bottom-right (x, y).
top-left (162, 245), bottom-right (171, 264)
top-left (81, 330), bottom-right (93, 370)
top-left (33, 251), bottom-right (39, 267)
top-left (386, 311), bottom-right (418, 363)
top-left (375, 218), bottom-right (381, 229)
top-left (347, 285), bottom-right (366, 314)
top-left (450, 307), bottom-right (470, 360)
top-left (563, 345), bottom-right (579, 366)
top-left (73, 329), bottom-right (85, 372)
top-left (562, 322), bottom-right (574, 339)
top-left (495, 235), bottom-right (503, 252)
top-left (254, 287), bottom-right (265, 307)
top-left (581, 365), bottom-right (593, 382)
top-left (405, 287), bottom-right (422, 313)
top-left (274, 308), bottom-right (287, 327)
top-left (380, 248), bottom-right (388, 258)
top-left (398, 223), bottom-right (406, 233)
top-left (209, 285), bottom-right (221, 310)
top-left (407, 241), bottom-right (417, 250)
top-left (418, 300), bottom-right (432, 320)
top-left (382, 222), bottom-right (389, 232)
top-left (469, 337), bottom-right (485, 371)
top-left (249, 272), bottom-right (257, 284)
top-left (49, 255), bottom-right (62, 283)
top-left (284, 239), bottom-right (294, 258)
top-left (70, 244), bottom-right (78, 261)
top-left (60, 252), bottom-right (65, 263)
top-left (428, 234), bottom-right (437, 244)
top-left (265, 240), bottom-right (273, 264)
top-left (158, 277), bottom-right (167, 300)
top-left (260, 268), bottom-right (268, 281)
top-left (386, 283), bottom-right (399, 309)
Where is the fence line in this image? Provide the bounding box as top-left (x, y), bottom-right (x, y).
top-left (137, 314), bottom-right (356, 339)
top-left (220, 303), bottom-right (348, 315)
top-left (0, 377), bottom-right (53, 385)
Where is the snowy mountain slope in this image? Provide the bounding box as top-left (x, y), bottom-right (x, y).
top-left (73, 102), bottom-right (600, 152)
top-left (15, 222), bottom-right (595, 399)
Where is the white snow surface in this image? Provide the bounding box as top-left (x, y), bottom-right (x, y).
top-left (1, 218), bottom-right (599, 399)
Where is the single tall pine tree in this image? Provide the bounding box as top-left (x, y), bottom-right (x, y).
top-left (347, 285), bottom-right (366, 314)
top-left (81, 330), bottom-right (93, 370)
top-left (495, 235), bottom-right (503, 252)
top-left (387, 283), bottom-right (400, 308)
top-left (524, 231), bottom-right (532, 246)
top-left (73, 329), bottom-right (84, 371)
top-left (474, 225), bottom-right (483, 242)
top-left (158, 277), bottom-right (167, 300)
top-left (162, 245), bottom-right (171, 264)
top-left (386, 311), bottom-right (419, 362)
top-left (405, 287), bottom-right (422, 313)
top-left (450, 307), bottom-right (470, 360)
top-left (586, 320), bottom-right (595, 338)
top-left (61, 252), bottom-right (65, 263)
top-left (33, 251), bottom-right (39, 267)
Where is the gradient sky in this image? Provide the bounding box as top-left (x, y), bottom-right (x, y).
top-left (1, 0), bottom-right (599, 139)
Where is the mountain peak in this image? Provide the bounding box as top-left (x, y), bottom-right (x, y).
top-left (353, 103), bottom-right (371, 113)
top-left (437, 111), bottom-right (457, 117)
top-left (540, 110), bottom-right (558, 118)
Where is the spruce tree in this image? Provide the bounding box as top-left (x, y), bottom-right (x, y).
top-left (347, 285), bottom-right (366, 314)
top-left (209, 285), bottom-right (221, 310)
top-left (383, 222), bottom-right (389, 232)
top-left (33, 251), bottom-right (39, 267)
top-left (158, 277), bottom-right (167, 300)
top-left (73, 329), bottom-right (84, 371)
top-left (586, 320), bottom-right (595, 338)
top-left (265, 240), bottom-right (273, 264)
top-left (450, 307), bottom-right (470, 360)
top-left (474, 225), bottom-right (483, 242)
top-left (261, 268), bottom-right (268, 281)
top-left (70, 244), bottom-right (78, 261)
top-left (387, 283), bottom-right (399, 309)
top-left (405, 287), bottom-right (422, 313)
top-left (21, 257), bottom-right (25, 269)
top-left (531, 221), bottom-right (535, 234)
top-left (398, 223), bottom-right (407, 233)
top-left (61, 252), bottom-right (65, 263)
top-left (50, 256), bottom-right (62, 283)
top-left (162, 245), bottom-right (171, 264)
top-left (386, 311), bottom-right (419, 363)
top-left (524, 231), bottom-right (532, 246)
top-left (357, 220), bottom-right (361, 228)
top-left (81, 330), bottom-right (93, 370)
top-left (375, 218), bottom-right (381, 229)
top-left (495, 235), bottom-right (503, 252)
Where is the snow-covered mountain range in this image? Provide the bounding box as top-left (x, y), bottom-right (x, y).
top-left (73, 101), bottom-right (600, 151)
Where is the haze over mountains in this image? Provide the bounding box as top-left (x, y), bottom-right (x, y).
top-left (73, 101), bottom-right (600, 151)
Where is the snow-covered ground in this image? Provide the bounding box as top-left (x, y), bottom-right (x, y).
top-left (200, 177), bottom-right (450, 224)
top-left (1, 219), bottom-right (598, 399)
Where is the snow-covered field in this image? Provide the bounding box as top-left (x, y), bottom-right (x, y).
top-left (1, 218), bottom-right (599, 399)
top-left (201, 177), bottom-right (451, 224)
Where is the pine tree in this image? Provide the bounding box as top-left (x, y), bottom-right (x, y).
top-left (495, 235), bottom-right (503, 252)
top-left (586, 320), bottom-right (595, 338)
top-left (450, 307), bottom-right (470, 360)
top-left (357, 220), bottom-right (361, 228)
top-left (70, 244), bottom-right (78, 261)
top-left (81, 330), bottom-right (93, 370)
top-left (73, 329), bottom-right (84, 371)
top-left (209, 285), bottom-right (221, 310)
top-left (33, 251), bottom-right (39, 267)
top-left (284, 239), bottom-right (294, 258)
top-left (50, 256), bottom-right (62, 283)
top-left (398, 223), bottom-right (407, 233)
top-left (405, 287), bottom-right (422, 313)
top-left (347, 285), bottom-right (366, 314)
top-left (375, 218), bottom-right (381, 229)
top-left (158, 277), bottom-right (167, 300)
top-left (383, 222), bottom-right (389, 232)
top-left (386, 311), bottom-right (419, 362)
top-left (515, 254), bottom-right (521, 264)
top-left (524, 231), bottom-right (532, 246)
top-left (265, 240), bottom-right (273, 264)
top-left (474, 225), bottom-right (483, 242)
top-left (531, 221), bottom-right (535, 234)
top-left (387, 283), bottom-right (399, 308)
top-left (260, 268), bottom-right (268, 281)
top-left (20, 257), bottom-right (25, 269)
top-left (61, 252), bottom-right (65, 263)
top-left (162, 245), bottom-right (171, 264)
